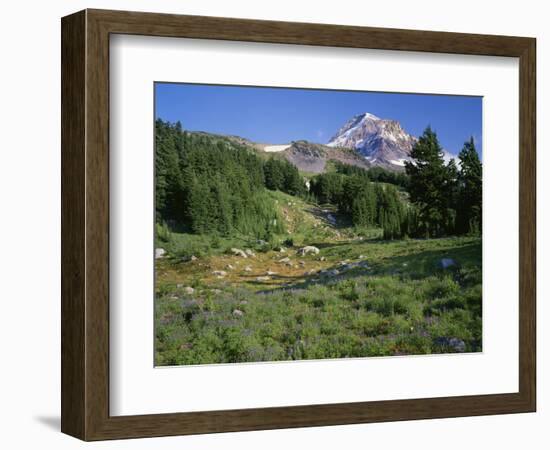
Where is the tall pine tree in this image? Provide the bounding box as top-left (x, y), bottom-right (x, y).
top-left (405, 126), bottom-right (456, 237)
top-left (456, 137), bottom-right (482, 234)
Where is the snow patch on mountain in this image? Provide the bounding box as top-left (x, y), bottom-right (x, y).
top-left (264, 144), bottom-right (291, 153)
top-left (389, 158), bottom-right (408, 167)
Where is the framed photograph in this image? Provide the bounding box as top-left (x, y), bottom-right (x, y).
top-left (61, 9), bottom-right (536, 440)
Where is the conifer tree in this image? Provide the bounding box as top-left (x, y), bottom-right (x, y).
top-left (264, 158), bottom-right (285, 191)
top-left (377, 185), bottom-right (404, 239)
top-left (186, 176), bottom-right (213, 233)
top-left (155, 119), bottom-right (183, 223)
top-left (405, 126), bottom-right (455, 237)
top-left (310, 172), bottom-right (344, 205)
top-left (456, 137), bottom-right (482, 234)
top-left (341, 175), bottom-right (376, 226)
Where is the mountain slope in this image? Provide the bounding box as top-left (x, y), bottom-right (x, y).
top-left (219, 133), bottom-right (371, 174)
top-left (281, 140), bottom-right (371, 174)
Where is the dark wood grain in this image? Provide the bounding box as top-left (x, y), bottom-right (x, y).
top-left (90, 8), bottom-right (532, 56)
top-left (518, 38), bottom-right (536, 409)
top-left (61, 10), bottom-right (86, 438)
top-left (61, 8), bottom-right (537, 441)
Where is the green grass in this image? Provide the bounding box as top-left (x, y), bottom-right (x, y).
top-left (155, 219), bottom-right (482, 365)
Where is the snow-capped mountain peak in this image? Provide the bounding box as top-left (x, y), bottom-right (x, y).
top-left (327, 113), bottom-right (381, 148)
top-left (362, 112), bottom-right (381, 121)
top-left (327, 112), bottom-right (418, 169)
top-left (327, 112), bottom-right (459, 170)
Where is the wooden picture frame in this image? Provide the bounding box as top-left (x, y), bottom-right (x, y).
top-left (61, 8), bottom-right (536, 441)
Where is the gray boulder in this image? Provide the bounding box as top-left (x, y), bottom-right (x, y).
top-left (155, 248), bottom-right (166, 259)
top-left (322, 269), bottom-right (340, 277)
top-left (439, 258), bottom-right (457, 269)
top-left (435, 337), bottom-right (466, 352)
top-left (297, 246), bottom-right (320, 256)
top-left (256, 276), bottom-right (271, 282)
top-left (181, 299), bottom-right (199, 309)
top-left (231, 248), bottom-right (248, 258)
top-left (232, 309), bottom-right (244, 317)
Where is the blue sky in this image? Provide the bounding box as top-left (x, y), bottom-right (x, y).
top-left (155, 83), bottom-right (482, 156)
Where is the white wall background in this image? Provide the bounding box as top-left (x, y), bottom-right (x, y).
top-left (0, 0), bottom-right (547, 448)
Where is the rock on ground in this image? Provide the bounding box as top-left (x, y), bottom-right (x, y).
top-left (439, 258), bottom-right (457, 269)
top-left (256, 276), bottom-right (271, 282)
top-left (181, 299), bottom-right (199, 308)
top-left (231, 248), bottom-right (248, 258)
top-left (297, 246), bottom-right (320, 256)
top-left (155, 248), bottom-right (166, 259)
top-left (212, 270), bottom-right (227, 277)
top-left (435, 337), bottom-right (466, 352)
